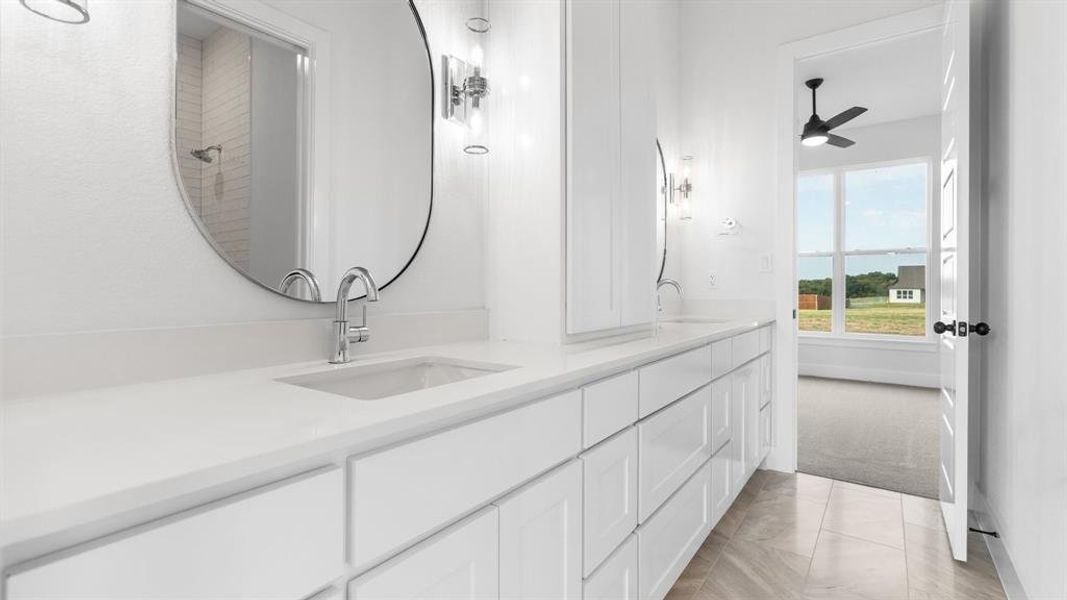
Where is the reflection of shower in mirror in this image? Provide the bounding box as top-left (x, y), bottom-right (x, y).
top-left (190, 145), bottom-right (222, 164)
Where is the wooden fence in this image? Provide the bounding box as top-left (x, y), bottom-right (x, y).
top-left (798, 294), bottom-right (831, 310)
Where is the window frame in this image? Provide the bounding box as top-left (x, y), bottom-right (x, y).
top-left (796, 156), bottom-right (938, 342)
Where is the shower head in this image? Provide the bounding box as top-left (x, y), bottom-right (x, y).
top-left (191, 145), bottom-right (222, 164)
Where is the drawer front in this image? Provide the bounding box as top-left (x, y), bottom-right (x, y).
top-left (349, 507), bottom-right (499, 600)
top-left (349, 391), bottom-right (581, 569)
top-left (731, 330), bottom-right (760, 369)
top-left (582, 428), bottom-right (639, 576)
top-left (8, 469), bottom-right (343, 600)
top-left (759, 404), bottom-right (773, 462)
top-left (759, 355), bottom-right (772, 408)
top-left (710, 338), bottom-right (732, 380)
top-left (638, 345), bottom-right (712, 418)
top-left (637, 464), bottom-right (712, 600)
top-left (638, 386), bottom-right (712, 523)
top-left (584, 535), bottom-right (638, 600)
top-left (583, 371), bottom-right (639, 448)
top-left (758, 325), bottom-right (772, 354)
top-left (497, 461), bottom-right (582, 600)
top-left (710, 377), bottom-right (731, 452)
top-left (730, 368), bottom-right (751, 492)
top-left (710, 445), bottom-right (732, 523)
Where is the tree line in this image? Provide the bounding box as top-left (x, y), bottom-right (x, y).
top-left (798, 271), bottom-right (899, 298)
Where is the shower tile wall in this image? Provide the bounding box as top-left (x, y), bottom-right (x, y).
top-left (176, 35), bottom-right (203, 209)
top-left (175, 27), bottom-right (253, 270)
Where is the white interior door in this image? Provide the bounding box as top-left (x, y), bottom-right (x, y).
top-left (937, 0), bottom-right (979, 562)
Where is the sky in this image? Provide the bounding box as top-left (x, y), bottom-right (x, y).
top-left (797, 162), bottom-right (928, 280)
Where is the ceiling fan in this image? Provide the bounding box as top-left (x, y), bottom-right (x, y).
top-left (800, 78), bottom-right (867, 148)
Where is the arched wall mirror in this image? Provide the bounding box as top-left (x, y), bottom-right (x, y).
top-left (173, 0), bottom-right (433, 302)
top-left (656, 138), bottom-right (669, 282)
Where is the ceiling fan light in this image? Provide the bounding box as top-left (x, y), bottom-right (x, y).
top-left (802, 131), bottom-right (829, 147)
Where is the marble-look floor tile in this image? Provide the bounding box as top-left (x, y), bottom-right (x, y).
top-left (713, 483), bottom-right (761, 540)
top-left (696, 537), bottom-right (811, 600)
top-left (734, 490), bottom-right (827, 557)
top-left (902, 493), bottom-right (944, 530)
top-left (761, 471), bottom-right (834, 503)
top-left (821, 482), bottom-right (904, 549)
top-left (904, 523), bottom-right (1006, 600)
top-left (804, 530), bottom-right (909, 600)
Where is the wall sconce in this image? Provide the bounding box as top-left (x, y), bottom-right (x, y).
top-left (669, 155), bottom-right (694, 220)
top-left (20, 0), bottom-right (89, 23)
top-left (443, 17), bottom-right (490, 155)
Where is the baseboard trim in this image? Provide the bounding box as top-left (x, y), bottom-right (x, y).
top-left (971, 490), bottom-right (1029, 600)
top-left (798, 364), bottom-right (939, 388)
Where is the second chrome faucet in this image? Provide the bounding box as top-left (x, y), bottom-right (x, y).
top-left (331, 267), bottom-right (379, 364)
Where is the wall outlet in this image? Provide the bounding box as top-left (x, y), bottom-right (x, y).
top-left (759, 254), bottom-right (773, 273)
top-left (707, 272), bottom-right (718, 288)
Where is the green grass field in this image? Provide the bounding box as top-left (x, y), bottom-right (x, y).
top-left (799, 300), bottom-right (926, 336)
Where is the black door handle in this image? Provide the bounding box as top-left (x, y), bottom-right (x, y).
top-left (933, 320), bottom-right (956, 335)
top-left (970, 322), bottom-right (991, 336)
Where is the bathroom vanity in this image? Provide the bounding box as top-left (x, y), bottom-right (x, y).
top-left (1, 319), bottom-right (774, 600)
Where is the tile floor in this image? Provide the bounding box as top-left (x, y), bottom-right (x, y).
top-left (666, 471), bottom-right (1007, 600)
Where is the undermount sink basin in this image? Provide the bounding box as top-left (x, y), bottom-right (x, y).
top-left (278, 357), bottom-right (517, 400)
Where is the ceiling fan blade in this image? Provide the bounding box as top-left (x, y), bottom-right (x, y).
top-left (827, 134), bottom-right (855, 148)
top-left (823, 106), bottom-right (868, 130)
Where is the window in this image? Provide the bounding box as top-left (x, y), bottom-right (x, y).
top-left (797, 160), bottom-right (932, 338)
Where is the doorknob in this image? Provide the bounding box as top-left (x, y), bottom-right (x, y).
top-left (969, 322), bottom-right (991, 336)
top-left (933, 320), bottom-right (956, 335)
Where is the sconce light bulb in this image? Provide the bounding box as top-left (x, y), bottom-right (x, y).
top-left (471, 44), bottom-right (484, 70)
top-left (469, 106), bottom-right (483, 134)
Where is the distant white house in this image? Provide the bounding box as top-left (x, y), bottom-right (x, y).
top-left (888, 265), bottom-right (924, 304)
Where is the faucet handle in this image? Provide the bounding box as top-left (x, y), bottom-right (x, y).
top-left (348, 325), bottom-right (370, 343)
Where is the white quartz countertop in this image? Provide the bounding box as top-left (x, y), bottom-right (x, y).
top-left (1, 317), bottom-right (772, 554)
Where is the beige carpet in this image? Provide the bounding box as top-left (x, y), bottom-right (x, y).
top-left (797, 376), bottom-right (940, 498)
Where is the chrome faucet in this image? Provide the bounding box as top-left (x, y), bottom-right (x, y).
top-left (330, 267), bottom-right (380, 364)
top-left (656, 279), bottom-right (683, 312)
top-left (279, 268), bottom-right (322, 302)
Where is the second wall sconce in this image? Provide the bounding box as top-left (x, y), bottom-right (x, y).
top-left (669, 155), bottom-right (694, 220)
top-left (443, 16), bottom-right (490, 155)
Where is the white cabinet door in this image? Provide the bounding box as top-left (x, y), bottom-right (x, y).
top-left (710, 445), bottom-right (732, 524)
top-left (348, 507), bottom-right (499, 600)
top-left (8, 468), bottom-right (343, 600)
top-left (759, 354), bottom-right (772, 408)
top-left (759, 404), bottom-right (773, 463)
top-left (730, 365), bottom-right (754, 492)
top-left (582, 427), bottom-right (639, 576)
top-left (638, 385), bottom-right (712, 522)
top-left (710, 376), bottom-right (731, 452)
top-left (637, 464), bottom-right (712, 600)
top-left (618, 0), bottom-right (656, 327)
top-left (584, 535), bottom-right (638, 600)
top-left (744, 363), bottom-right (761, 475)
top-left (497, 461), bottom-right (583, 600)
top-left (566, 0), bottom-right (621, 334)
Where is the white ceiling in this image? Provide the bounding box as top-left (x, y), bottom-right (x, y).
top-left (795, 28), bottom-right (941, 132)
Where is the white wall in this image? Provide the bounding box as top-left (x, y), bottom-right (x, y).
top-left (675, 0), bottom-right (938, 307)
top-left (0, 0), bottom-right (487, 397)
top-left (980, 1), bottom-right (1067, 597)
top-left (797, 115), bottom-right (942, 387)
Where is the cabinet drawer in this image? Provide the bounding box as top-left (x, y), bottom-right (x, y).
top-left (710, 446), bottom-right (732, 523)
top-left (710, 338), bottom-right (732, 380)
top-left (710, 377), bottom-right (731, 452)
top-left (638, 385), bottom-right (712, 522)
top-left (349, 391), bottom-right (581, 569)
top-left (583, 371), bottom-right (639, 448)
top-left (638, 345), bottom-right (712, 417)
top-left (8, 468), bottom-right (343, 600)
top-left (348, 507), bottom-right (498, 600)
top-left (584, 534), bottom-right (638, 600)
top-left (758, 325), bottom-right (772, 354)
top-left (637, 463), bottom-right (712, 600)
top-left (582, 428), bottom-right (638, 575)
top-left (731, 330), bottom-right (760, 368)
